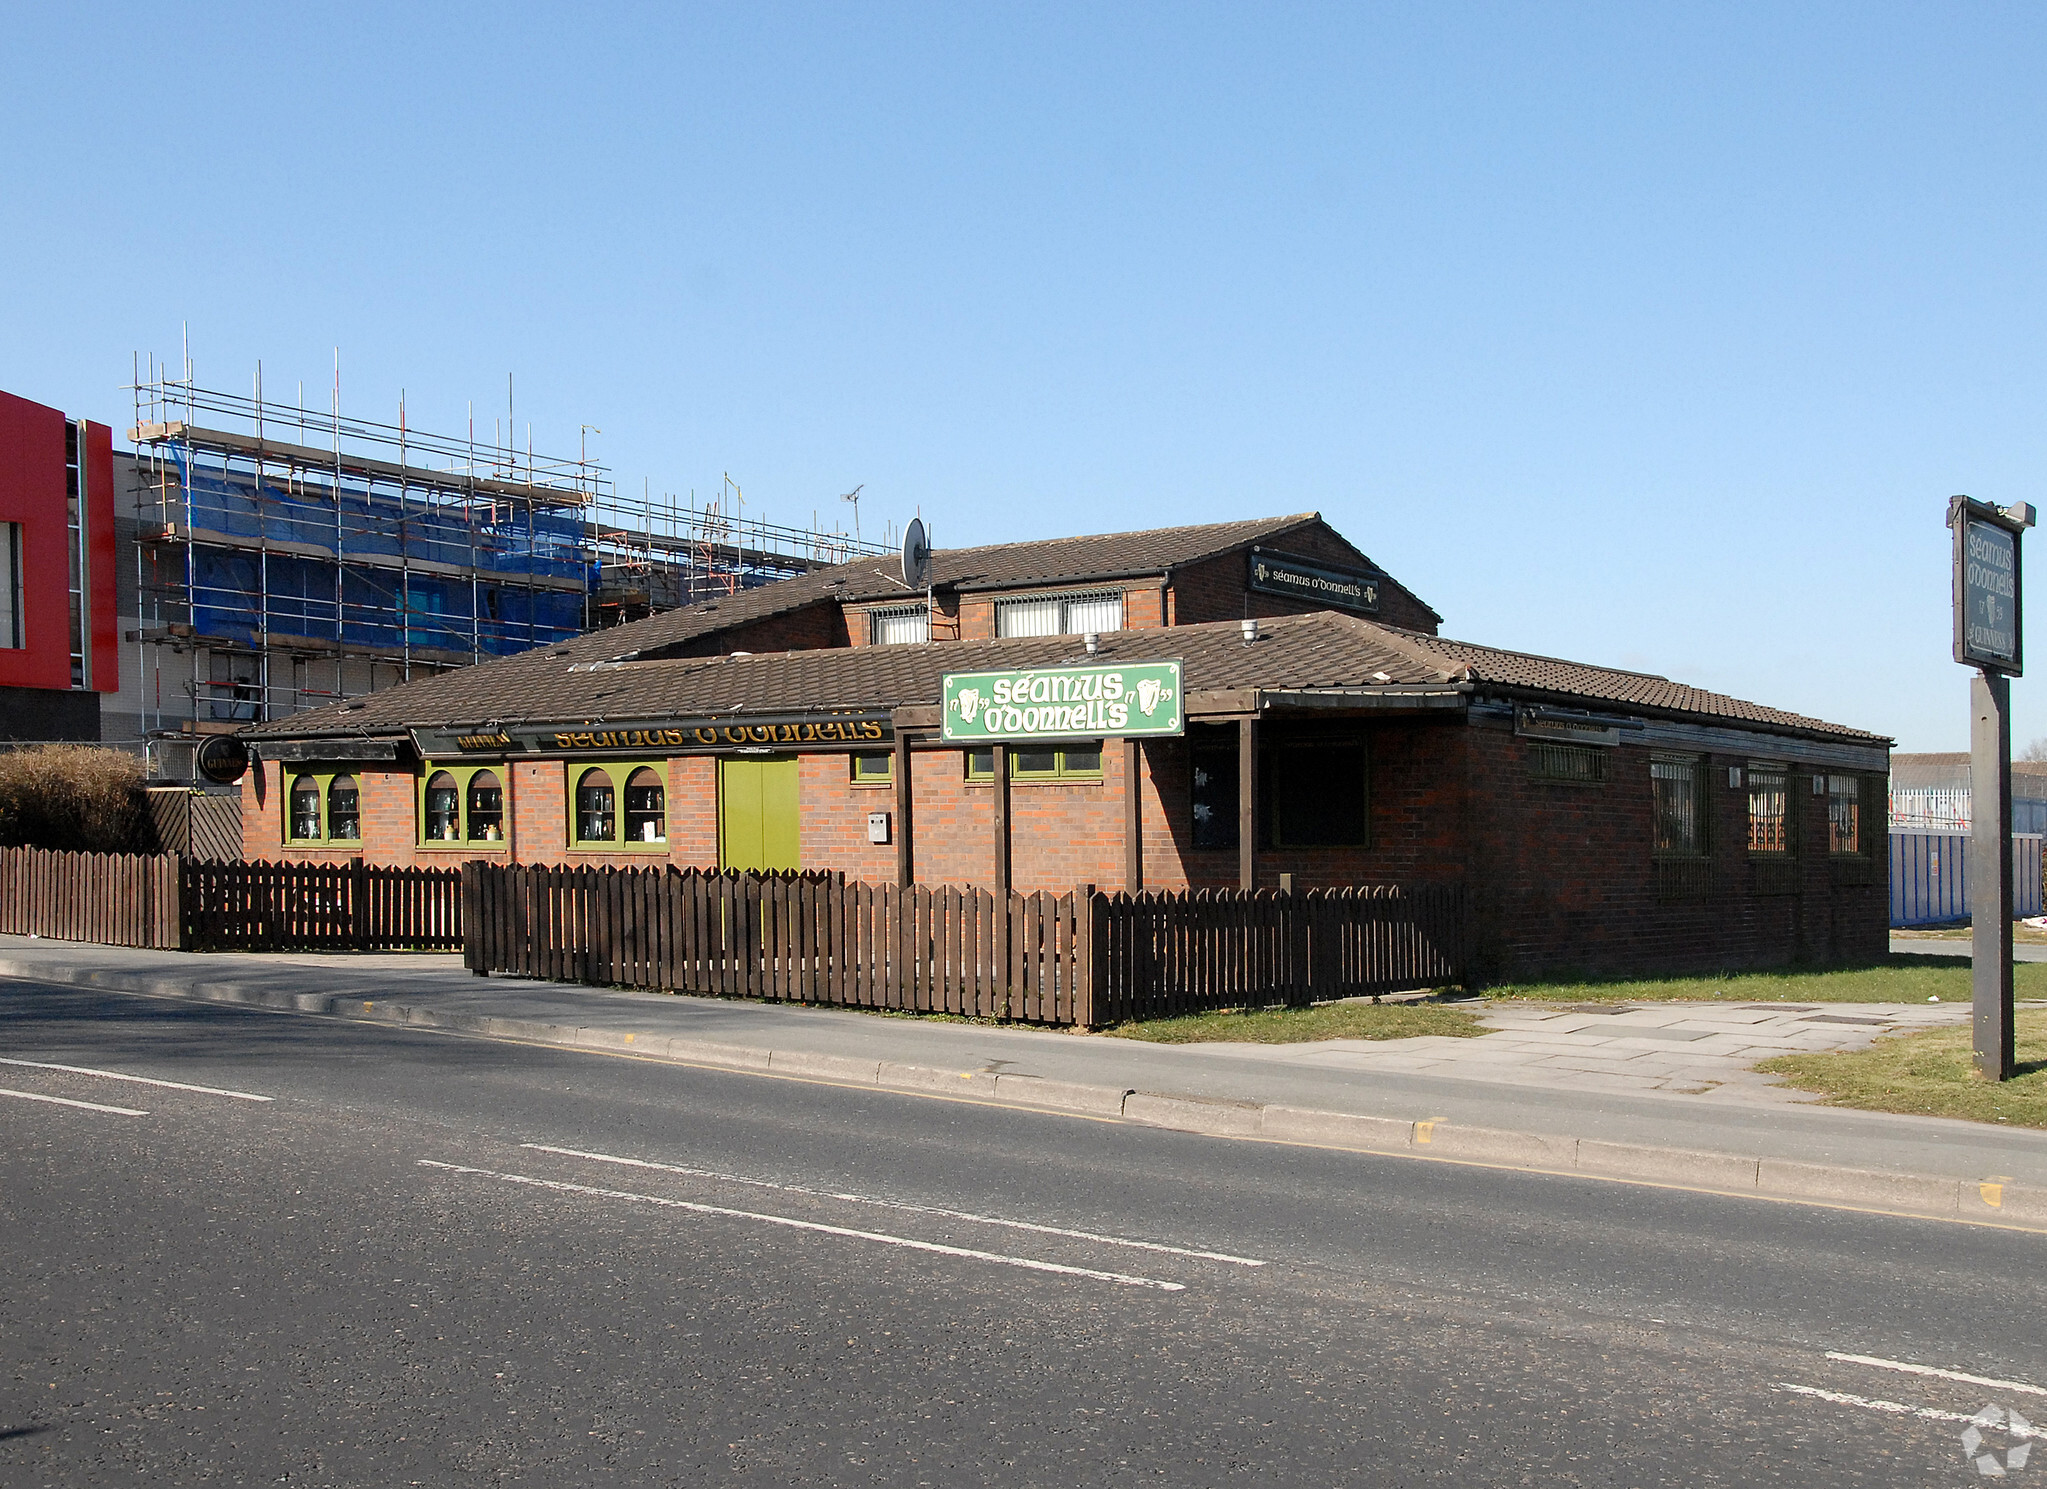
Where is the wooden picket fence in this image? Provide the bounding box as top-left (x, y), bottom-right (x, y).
top-left (182, 859), bottom-right (463, 952)
top-left (0, 845), bottom-right (182, 949)
top-left (1093, 882), bottom-right (1467, 1024)
top-left (463, 862), bottom-right (1091, 1023)
top-left (463, 863), bottom-right (1464, 1026)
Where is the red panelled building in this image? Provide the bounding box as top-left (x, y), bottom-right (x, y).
top-left (0, 388), bottom-right (119, 739)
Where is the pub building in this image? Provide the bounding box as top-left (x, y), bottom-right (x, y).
top-left (238, 513), bottom-right (1891, 979)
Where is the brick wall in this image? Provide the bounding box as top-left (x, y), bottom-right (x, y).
top-left (1170, 532), bottom-right (1441, 635)
top-left (1462, 724), bottom-right (1889, 980)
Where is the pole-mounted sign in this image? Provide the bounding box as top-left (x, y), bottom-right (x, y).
top-left (1948, 495), bottom-right (2035, 1082)
top-left (1952, 496), bottom-right (2028, 674)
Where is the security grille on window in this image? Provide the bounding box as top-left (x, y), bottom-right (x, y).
top-left (1651, 759), bottom-right (1708, 857)
top-left (1827, 775), bottom-right (1865, 855)
top-left (870, 605), bottom-right (930, 645)
top-left (995, 589), bottom-right (1125, 638)
top-left (1748, 766), bottom-right (1791, 853)
top-left (1529, 743), bottom-right (1604, 784)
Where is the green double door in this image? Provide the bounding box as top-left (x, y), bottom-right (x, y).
top-left (718, 755), bottom-right (801, 872)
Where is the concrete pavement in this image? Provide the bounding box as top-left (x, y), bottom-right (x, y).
top-left (4, 934), bottom-right (2046, 1228)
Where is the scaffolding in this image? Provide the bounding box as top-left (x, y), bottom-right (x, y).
top-left (127, 358), bottom-right (890, 761)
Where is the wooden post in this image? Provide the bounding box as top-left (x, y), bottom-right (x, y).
top-left (1123, 738), bottom-right (1143, 893)
top-left (1237, 717), bottom-right (1258, 892)
top-left (993, 743), bottom-right (1011, 1001)
top-left (893, 731), bottom-right (915, 887)
top-left (993, 743), bottom-right (1012, 901)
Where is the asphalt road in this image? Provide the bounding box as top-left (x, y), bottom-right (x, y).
top-left (3, 978), bottom-right (2043, 1487)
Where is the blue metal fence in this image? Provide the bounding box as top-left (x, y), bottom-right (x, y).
top-left (1889, 831), bottom-right (2044, 927)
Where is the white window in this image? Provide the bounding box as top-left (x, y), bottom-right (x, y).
top-left (0, 522), bottom-right (18, 649)
top-left (871, 604), bottom-right (930, 645)
top-left (995, 589), bottom-right (1124, 638)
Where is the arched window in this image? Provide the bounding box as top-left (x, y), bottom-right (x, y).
top-left (327, 774), bottom-right (361, 841)
top-left (624, 766), bottom-right (665, 843)
top-left (466, 770), bottom-right (504, 840)
top-left (424, 771), bottom-right (461, 841)
top-left (289, 774), bottom-right (323, 841)
top-left (575, 768), bottom-right (616, 842)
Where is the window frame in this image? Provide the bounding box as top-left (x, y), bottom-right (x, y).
top-left (849, 751), bottom-right (894, 787)
top-left (868, 604), bottom-right (930, 645)
top-left (281, 769), bottom-right (366, 847)
top-left (1650, 754), bottom-right (1712, 860)
top-left (993, 588), bottom-right (1126, 639)
top-left (563, 758), bottom-right (670, 851)
top-left (964, 742), bottom-right (1106, 783)
top-left (1826, 772), bottom-right (1878, 859)
top-left (415, 761), bottom-right (512, 849)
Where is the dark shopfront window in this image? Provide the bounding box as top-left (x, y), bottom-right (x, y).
top-left (1190, 728), bottom-right (1368, 850)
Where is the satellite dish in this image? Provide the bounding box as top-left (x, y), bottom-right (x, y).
top-left (901, 516), bottom-right (931, 590)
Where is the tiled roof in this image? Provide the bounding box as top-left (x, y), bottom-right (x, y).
top-left (533, 510), bottom-right (1432, 666)
top-left (247, 611), bottom-right (1886, 745)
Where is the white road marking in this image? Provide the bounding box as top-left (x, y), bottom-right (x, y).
top-left (423, 1160), bottom-right (1185, 1291)
top-left (0, 1056), bottom-right (272, 1102)
top-left (1826, 1351), bottom-right (2047, 1400)
top-left (1778, 1383), bottom-right (2045, 1438)
top-left (0, 1086), bottom-right (147, 1116)
top-left (522, 1142), bottom-right (1267, 1266)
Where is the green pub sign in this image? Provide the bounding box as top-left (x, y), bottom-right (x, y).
top-left (942, 661), bottom-right (1184, 742)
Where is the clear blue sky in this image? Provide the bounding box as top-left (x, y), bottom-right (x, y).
top-left (5, 3), bottom-right (2045, 752)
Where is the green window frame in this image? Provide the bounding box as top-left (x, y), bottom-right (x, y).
top-left (567, 760), bottom-right (670, 851)
top-left (965, 743), bottom-right (1105, 782)
top-left (285, 770), bottom-right (364, 845)
top-left (416, 761), bottom-right (509, 847)
top-left (850, 751), bottom-right (894, 786)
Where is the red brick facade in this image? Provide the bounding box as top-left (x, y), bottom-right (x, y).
top-left (246, 709), bottom-right (1884, 981)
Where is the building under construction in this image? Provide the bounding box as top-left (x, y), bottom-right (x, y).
top-left (114, 365), bottom-right (888, 779)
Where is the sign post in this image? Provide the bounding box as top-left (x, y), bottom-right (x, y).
top-left (1949, 495), bottom-right (2034, 1081)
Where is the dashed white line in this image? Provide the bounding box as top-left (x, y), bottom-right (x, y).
top-left (522, 1142), bottom-right (1266, 1266)
top-left (0, 1056), bottom-right (272, 1102)
top-left (1778, 1383), bottom-right (2044, 1438)
top-left (422, 1160), bottom-right (1185, 1290)
top-left (1826, 1351), bottom-right (2047, 1400)
top-left (0, 1086), bottom-right (147, 1116)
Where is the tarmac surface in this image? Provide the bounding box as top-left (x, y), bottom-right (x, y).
top-left (4, 977), bottom-right (2045, 1486)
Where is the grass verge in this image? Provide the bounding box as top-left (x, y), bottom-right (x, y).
top-left (1755, 1011), bottom-right (2047, 1128)
top-left (1106, 1000), bottom-right (1485, 1044)
top-left (1485, 955), bottom-right (2047, 1006)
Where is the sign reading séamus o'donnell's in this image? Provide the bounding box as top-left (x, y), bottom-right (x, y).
top-left (1951, 495), bottom-right (2028, 676)
top-left (941, 661), bottom-right (1184, 742)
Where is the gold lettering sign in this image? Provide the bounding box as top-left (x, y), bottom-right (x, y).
top-left (540, 718), bottom-right (885, 752)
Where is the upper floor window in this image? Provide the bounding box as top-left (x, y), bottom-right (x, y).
top-left (0, 522), bottom-right (20, 649)
top-left (996, 589), bottom-right (1125, 639)
top-left (870, 604), bottom-right (930, 645)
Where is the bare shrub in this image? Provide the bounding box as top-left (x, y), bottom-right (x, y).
top-left (0, 745), bottom-right (147, 853)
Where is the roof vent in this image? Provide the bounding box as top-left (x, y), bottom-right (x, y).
top-left (1241, 618), bottom-right (1259, 646)
top-left (1083, 632), bottom-right (1100, 655)
top-left (730, 651), bottom-right (753, 659)
top-left (342, 700), bottom-right (366, 710)
top-left (1371, 671), bottom-right (1392, 683)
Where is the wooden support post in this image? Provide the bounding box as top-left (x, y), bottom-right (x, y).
top-left (993, 743), bottom-right (1011, 1001)
top-left (993, 743), bottom-right (1011, 902)
top-left (893, 731), bottom-right (915, 888)
top-left (1124, 738), bottom-right (1143, 894)
top-left (1237, 717), bottom-right (1258, 892)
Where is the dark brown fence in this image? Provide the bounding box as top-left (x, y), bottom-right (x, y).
top-left (0, 845), bottom-right (181, 949)
top-left (464, 863), bottom-right (1465, 1026)
top-left (182, 859), bottom-right (463, 952)
top-left (463, 862), bottom-right (1091, 1023)
top-left (1095, 883), bottom-right (1467, 1023)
